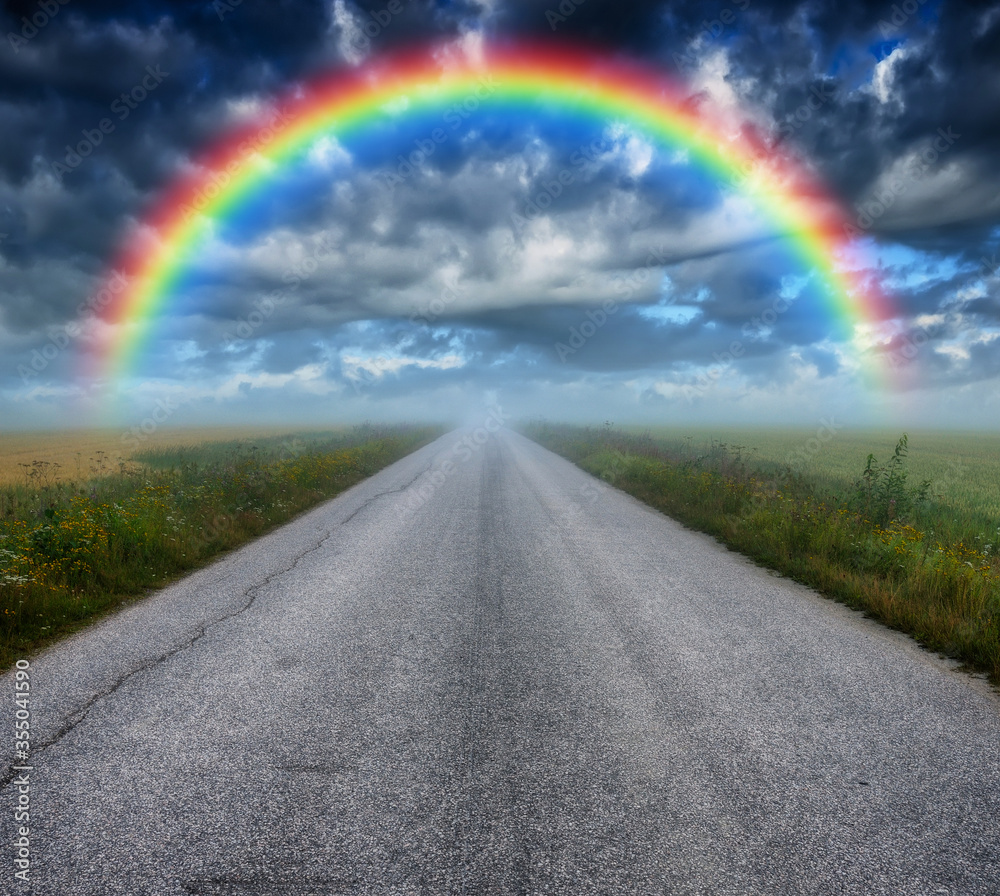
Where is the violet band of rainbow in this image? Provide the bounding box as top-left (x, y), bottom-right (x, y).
top-left (92, 42), bottom-right (896, 384)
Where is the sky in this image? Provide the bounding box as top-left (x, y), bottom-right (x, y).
top-left (1, 0), bottom-right (999, 432)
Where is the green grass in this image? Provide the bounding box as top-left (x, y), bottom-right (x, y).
top-left (0, 424), bottom-right (442, 670)
top-left (625, 425), bottom-right (1000, 543)
top-left (524, 422), bottom-right (1000, 685)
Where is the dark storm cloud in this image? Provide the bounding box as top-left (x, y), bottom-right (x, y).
top-left (733, 0), bottom-right (1000, 245)
top-left (0, 0), bottom-right (997, 426)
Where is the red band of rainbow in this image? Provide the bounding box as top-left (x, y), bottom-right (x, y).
top-left (92, 41), bottom-right (895, 384)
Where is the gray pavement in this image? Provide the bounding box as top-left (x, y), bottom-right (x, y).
top-left (2, 426), bottom-right (998, 895)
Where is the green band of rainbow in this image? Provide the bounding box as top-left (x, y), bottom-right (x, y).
top-left (94, 42), bottom-right (895, 383)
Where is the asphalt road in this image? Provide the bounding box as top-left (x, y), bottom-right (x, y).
top-left (2, 426), bottom-right (999, 895)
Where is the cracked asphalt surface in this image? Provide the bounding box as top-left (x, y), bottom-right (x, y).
top-left (2, 427), bottom-right (999, 895)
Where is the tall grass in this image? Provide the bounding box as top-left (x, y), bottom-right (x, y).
top-left (0, 424), bottom-right (441, 669)
top-left (628, 425), bottom-right (1000, 546)
top-left (525, 423), bottom-right (1000, 684)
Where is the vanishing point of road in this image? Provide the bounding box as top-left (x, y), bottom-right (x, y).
top-left (2, 427), bottom-right (998, 895)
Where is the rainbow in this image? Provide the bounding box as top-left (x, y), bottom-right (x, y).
top-left (93, 41), bottom-right (895, 382)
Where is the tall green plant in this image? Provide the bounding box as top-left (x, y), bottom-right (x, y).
top-left (852, 434), bottom-right (930, 526)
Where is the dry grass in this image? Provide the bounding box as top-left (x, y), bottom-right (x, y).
top-left (0, 426), bottom-right (347, 486)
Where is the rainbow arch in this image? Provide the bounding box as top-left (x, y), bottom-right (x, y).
top-left (93, 41), bottom-right (894, 383)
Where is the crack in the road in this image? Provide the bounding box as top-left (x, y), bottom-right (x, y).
top-left (1, 460), bottom-right (447, 793)
top-left (1, 457), bottom-right (448, 790)
top-left (340, 457), bottom-right (437, 525)
top-left (0, 526), bottom-right (338, 790)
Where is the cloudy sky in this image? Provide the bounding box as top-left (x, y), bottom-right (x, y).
top-left (1, 0), bottom-right (998, 431)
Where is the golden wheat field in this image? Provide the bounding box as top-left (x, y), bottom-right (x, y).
top-left (0, 426), bottom-right (312, 486)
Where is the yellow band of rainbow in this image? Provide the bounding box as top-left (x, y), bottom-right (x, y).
top-left (93, 41), bottom-right (895, 384)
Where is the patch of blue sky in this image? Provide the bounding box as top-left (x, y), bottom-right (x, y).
top-left (212, 163), bottom-right (350, 246)
top-left (873, 242), bottom-right (961, 290)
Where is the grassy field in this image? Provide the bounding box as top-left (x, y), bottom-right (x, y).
top-left (628, 426), bottom-right (1000, 539)
top-left (0, 426), bottom-right (341, 487)
top-left (0, 424), bottom-right (441, 669)
top-left (524, 422), bottom-right (1000, 685)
